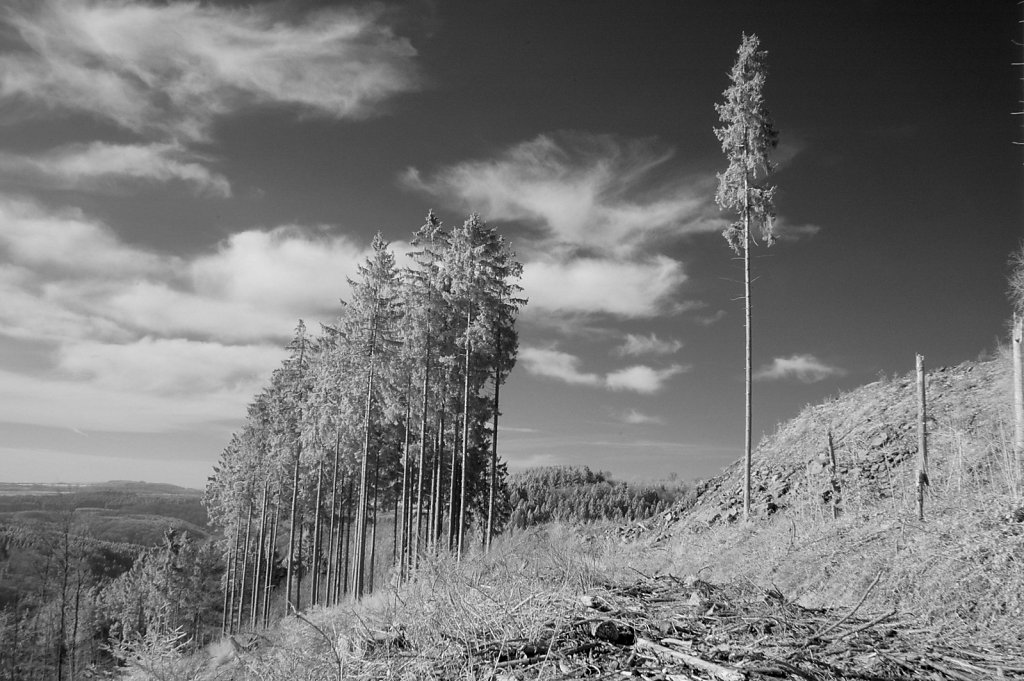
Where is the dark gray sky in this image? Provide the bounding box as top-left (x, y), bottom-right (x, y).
top-left (0, 0), bottom-right (1019, 487)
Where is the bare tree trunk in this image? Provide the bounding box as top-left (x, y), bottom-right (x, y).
top-left (486, 339), bottom-right (501, 552)
top-left (1013, 314), bottom-right (1023, 457)
top-left (262, 502), bottom-right (279, 629)
top-left (250, 480), bottom-right (268, 630)
top-left (827, 430), bottom-right (840, 520)
top-left (342, 476), bottom-right (353, 598)
top-left (295, 518), bottom-right (304, 613)
top-left (325, 436), bottom-right (340, 606)
top-left (286, 447), bottom-right (301, 613)
top-left (446, 411), bottom-right (459, 551)
top-left (916, 354), bottom-right (929, 521)
top-left (235, 499), bottom-right (253, 631)
top-left (398, 383), bottom-right (412, 581)
top-left (221, 526), bottom-right (236, 637)
top-left (457, 328), bottom-right (471, 560)
top-left (353, 360), bottom-right (375, 601)
top-left (368, 446), bottom-right (381, 593)
top-left (742, 171), bottom-right (752, 521)
top-left (310, 458), bottom-right (324, 606)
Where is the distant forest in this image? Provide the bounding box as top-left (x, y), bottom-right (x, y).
top-left (507, 466), bottom-right (694, 528)
top-left (0, 467), bottom-right (683, 680)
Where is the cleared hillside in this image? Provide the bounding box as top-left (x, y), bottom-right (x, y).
top-left (636, 352), bottom-right (1023, 648)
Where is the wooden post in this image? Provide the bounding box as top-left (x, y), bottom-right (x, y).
top-left (916, 354), bottom-right (929, 521)
top-left (1012, 314), bottom-right (1023, 457)
top-left (827, 430), bottom-right (840, 520)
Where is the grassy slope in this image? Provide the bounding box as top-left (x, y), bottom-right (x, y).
top-left (640, 352), bottom-right (1023, 647)
top-left (118, 353), bottom-right (1024, 679)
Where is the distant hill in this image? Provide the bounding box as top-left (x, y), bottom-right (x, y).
top-left (0, 480), bottom-right (210, 545)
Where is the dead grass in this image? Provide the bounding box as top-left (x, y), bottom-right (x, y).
top-left (116, 354), bottom-right (1024, 679)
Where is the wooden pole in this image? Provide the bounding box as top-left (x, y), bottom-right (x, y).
top-left (916, 354), bottom-right (929, 521)
top-left (827, 430), bottom-right (840, 520)
top-left (1012, 314), bottom-right (1023, 457)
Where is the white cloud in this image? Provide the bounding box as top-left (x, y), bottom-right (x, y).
top-left (0, 0), bottom-right (419, 140)
top-left (519, 347), bottom-right (601, 387)
top-left (522, 254), bottom-right (686, 319)
top-left (0, 196), bottom-right (398, 432)
top-left (404, 133), bottom-right (720, 255)
top-left (615, 333), bottom-right (683, 357)
top-left (772, 217), bottom-right (821, 241)
top-left (58, 337), bottom-right (282, 396)
top-left (0, 142), bottom-right (231, 196)
top-left (520, 346), bottom-right (685, 394)
top-left (606, 364), bottom-right (687, 394)
top-left (619, 409), bottom-right (664, 425)
top-left (0, 197), bottom-right (172, 278)
top-left (754, 354), bottom-right (846, 383)
top-left (192, 226), bottom-right (370, 317)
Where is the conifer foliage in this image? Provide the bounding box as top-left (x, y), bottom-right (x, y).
top-left (205, 212), bottom-right (524, 628)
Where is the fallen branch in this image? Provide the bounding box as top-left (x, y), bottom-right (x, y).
top-left (635, 637), bottom-right (744, 681)
top-left (807, 570), bottom-right (882, 642)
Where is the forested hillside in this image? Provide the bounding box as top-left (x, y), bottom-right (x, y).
top-left (507, 466), bottom-right (694, 528)
top-left (0, 482), bottom-right (215, 680)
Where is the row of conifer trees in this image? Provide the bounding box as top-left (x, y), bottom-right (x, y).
top-left (204, 212), bottom-right (524, 632)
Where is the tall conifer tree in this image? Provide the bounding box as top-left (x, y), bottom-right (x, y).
top-left (714, 33), bottom-right (779, 521)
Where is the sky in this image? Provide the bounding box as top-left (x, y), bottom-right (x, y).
top-left (0, 0), bottom-right (1020, 489)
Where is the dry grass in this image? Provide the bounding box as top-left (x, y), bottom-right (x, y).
top-left (116, 354), bottom-right (1024, 679)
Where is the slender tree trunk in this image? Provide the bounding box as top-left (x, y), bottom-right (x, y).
top-left (343, 476), bottom-right (353, 598)
top-left (486, 337), bottom-right (501, 552)
top-left (326, 436), bottom-right (340, 606)
top-left (916, 354), bottom-right (929, 521)
top-left (413, 385), bottom-right (428, 571)
top-left (436, 413), bottom-right (447, 551)
top-left (221, 529), bottom-right (235, 637)
top-left (311, 458), bottom-right (324, 606)
top-left (251, 480), bottom-right (269, 630)
top-left (1013, 314), bottom-right (1023, 457)
top-left (446, 411), bottom-right (459, 551)
top-left (262, 502), bottom-right (279, 629)
top-left (295, 519), bottom-right (304, 612)
top-left (827, 430), bottom-right (840, 520)
top-left (398, 383), bottom-right (412, 581)
top-left (286, 446), bottom-right (302, 614)
top-left (236, 499), bottom-right (253, 631)
top-left (742, 170), bottom-right (753, 521)
top-left (458, 322), bottom-right (471, 560)
top-left (353, 360), bottom-right (375, 601)
top-left (368, 446), bottom-right (381, 593)
top-left (225, 521), bottom-right (241, 636)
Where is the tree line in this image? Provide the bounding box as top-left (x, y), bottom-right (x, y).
top-left (203, 212), bottom-right (525, 634)
top-left (507, 466), bottom-right (694, 529)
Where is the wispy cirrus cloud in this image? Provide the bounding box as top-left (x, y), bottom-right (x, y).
top-left (403, 132), bottom-right (720, 255)
top-left (754, 354), bottom-right (846, 383)
top-left (0, 0), bottom-right (420, 141)
top-left (0, 142), bottom-right (231, 196)
top-left (614, 333), bottom-right (683, 357)
top-left (520, 346), bottom-right (685, 394)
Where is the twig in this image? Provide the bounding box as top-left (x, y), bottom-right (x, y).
top-left (826, 609), bottom-right (896, 643)
top-left (806, 570), bottom-right (882, 642)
